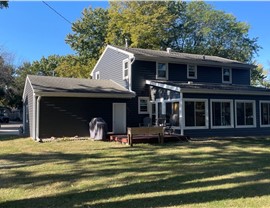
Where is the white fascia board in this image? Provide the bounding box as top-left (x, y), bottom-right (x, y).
top-left (22, 76), bottom-right (34, 101)
top-left (35, 92), bottom-right (135, 99)
top-left (91, 45), bottom-right (135, 77)
top-left (146, 80), bottom-right (181, 92)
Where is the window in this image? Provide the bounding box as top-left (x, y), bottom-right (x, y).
top-left (95, 71), bottom-right (100, 80)
top-left (260, 101), bottom-right (270, 127)
top-left (211, 100), bottom-right (233, 128)
top-left (138, 97), bottom-right (149, 114)
top-left (156, 62), bottom-right (168, 79)
top-left (235, 100), bottom-right (256, 127)
top-left (123, 59), bottom-right (129, 80)
top-left (184, 99), bottom-right (208, 129)
top-left (187, 64), bottom-right (197, 79)
top-left (222, 68), bottom-right (232, 83)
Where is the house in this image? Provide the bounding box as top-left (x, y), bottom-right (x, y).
top-left (91, 45), bottom-right (270, 138)
top-left (22, 75), bottom-right (135, 140)
top-left (23, 45), bottom-right (270, 140)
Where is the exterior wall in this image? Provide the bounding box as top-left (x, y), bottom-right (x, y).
top-left (93, 47), bottom-right (130, 88)
top-left (182, 93), bottom-right (270, 137)
top-left (23, 79), bottom-right (34, 137)
top-left (134, 60), bottom-right (250, 85)
top-left (39, 97), bottom-right (128, 138)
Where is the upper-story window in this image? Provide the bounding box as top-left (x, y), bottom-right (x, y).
top-left (187, 64), bottom-right (197, 79)
top-left (222, 68), bottom-right (232, 83)
top-left (156, 62), bottom-right (168, 80)
top-left (123, 59), bottom-right (129, 80)
top-left (95, 71), bottom-right (100, 80)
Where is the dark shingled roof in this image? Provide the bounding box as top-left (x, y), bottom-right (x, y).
top-left (27, 75), bottom-right (135, 97)
top-left (114, 46), bottom-right (254, 69)
top-left (147, 80), bottom-right (270, 95)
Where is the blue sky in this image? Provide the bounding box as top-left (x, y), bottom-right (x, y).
top-left (0, 1), bottom-right (269, 71)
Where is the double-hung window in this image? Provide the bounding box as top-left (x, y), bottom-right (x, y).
top-left (184, 99), bottom-right (208, 129)
top-left (156, 62), bottom-right (168, 79)
top-left (138, 97), bottom-right (149, 114)
top-left (211, 100), bottom-right (233, 128)
top-left (235, 100), bottom-right (256, 127)
top-left (123, 59), bottom-right (129, 80)
top-left (187, 64), bottom-right (197, 79)
top-left (222, 68), bottom-right (232, 83)
top-left (260, 101), bottom-right (270, 127)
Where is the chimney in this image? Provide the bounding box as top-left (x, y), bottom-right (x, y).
top-left (166, 48), bottom-right (172, 53)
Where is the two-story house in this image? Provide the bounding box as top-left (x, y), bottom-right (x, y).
top-left (92, 45), bottom-right (270, 137)
top-left (23, 45), bottom-right (270, 140)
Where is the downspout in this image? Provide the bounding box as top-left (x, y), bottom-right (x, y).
top-left (32, 94), bottom-right (36, 140)
top-left (179, 92), bottom-right (184, 136)
top-left (36, 96), bottom-right (41, 142)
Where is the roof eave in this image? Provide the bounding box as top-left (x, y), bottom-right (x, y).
top-left (34, 91), bottom-right (136, 99)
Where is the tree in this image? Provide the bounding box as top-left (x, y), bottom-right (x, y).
top-left (251, 63), bottom-right (269, 87)
top-left (55, 55), bottom-right (93, 78)
top-left (107, 1), bottom-right (182, 49)
top-left (66, 7), bottom-right (109, 60)
top-left (0, 1), bottom-right (8, 9)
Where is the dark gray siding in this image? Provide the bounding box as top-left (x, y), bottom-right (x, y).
top-left (23, 79), bottom-right (34, 137)
top-left (182, 93), bottom-right (270, 137)
top-left (39, 97), bottom-right (128, 138)
top-left (93, 47), bottom-right (129, 88)
top-left (232, 68), bottom-right (250, 85)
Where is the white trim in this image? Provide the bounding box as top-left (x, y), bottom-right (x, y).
top-left (210, 99), bottom-right (234, 129)
top-left (122, 58), bottom-right (129, 80)
top-left (22, 76), bottom-right (34, 101)
top-left (156, 62), bottom-right (168, 80)
top-left (183, 98), bottom-right (209, 130)
top-left (36, 96), bottom-right (41, 141)
top-left (235, 100), bottom-right (256, 128)
top-left (259, 100), bottom-right (270, 127)
top-left (179, 92), bottom-right (184, 135)
top-left (91, 45), bottom-right (134, 77)
top-left (32, 94), bottom-right (36, 140)
top-left (187, 64), bottom-right (197, 79)
top-left (146, 80), bottom-right (180, 92)
top-left (222, 67), bottom-right (232, 84)
top-left (138, 97), bottom-right (150, 114)
top-left (95, 71), bottom-right (100, 80)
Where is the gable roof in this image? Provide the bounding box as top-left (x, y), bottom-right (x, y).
top-left (146, 80), bottom-right (270, 96)
top-left (112, 45), bottom-right (254, 69)
top-left (24, 75), bottom-right (135, 98)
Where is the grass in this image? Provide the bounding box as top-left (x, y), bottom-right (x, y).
top-left (0, 136), bottom-right (270, 208)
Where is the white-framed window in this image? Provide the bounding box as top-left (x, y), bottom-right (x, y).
top-left (187, 64), bottom-right (197, 79)
top-left (222, 68), bottom-right (232, 83)
top-left (235, 100), bottom-right (256, 128)
top-left (260, 101), bottom-right (270, 127)
top-left (95, 71), bottom-right (100, 80)
top-left (156, 62), bottom-right (168, 80)
top-left (138, 97), bottom-right (149, 114)
top-left (183, 99), bottom-right (209, 129)
top-left (210, 99), bottom-right (234, 129)
top-left (123, 59), bottom-right (129, 80)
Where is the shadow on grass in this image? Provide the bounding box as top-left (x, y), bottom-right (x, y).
top-left (0, 138), bottom-right (270, 207)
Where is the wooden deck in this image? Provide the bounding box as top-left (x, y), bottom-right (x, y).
top-left (109, 134), bottom-right (190, 145)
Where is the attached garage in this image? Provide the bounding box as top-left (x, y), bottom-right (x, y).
top-left (22, 75), bottom-right (135, 141)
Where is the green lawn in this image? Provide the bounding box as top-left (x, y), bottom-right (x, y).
top-left (0, 136), bottom-right (270, 208)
